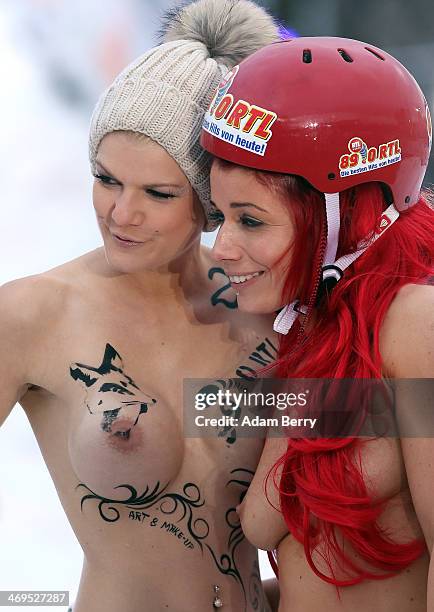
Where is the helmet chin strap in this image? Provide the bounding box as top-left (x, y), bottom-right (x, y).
top-left (273, 193), bottom-right (400, 335)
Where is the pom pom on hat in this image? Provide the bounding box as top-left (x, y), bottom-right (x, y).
top-left (160, 0), bottom-right (279, 67)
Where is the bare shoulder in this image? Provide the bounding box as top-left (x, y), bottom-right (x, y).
top-left (0, 249), bottom-right (103, 330)
top-left (0, 274), bottom-right (70, 403)
top-left (0, 274), bottom-right (66, 327)
top-left (380, 283), bottom-right (434, 377)
top-left (386, 283), bottom-right (434, 314)
top-left (1, 266), bottom-right (76, 320)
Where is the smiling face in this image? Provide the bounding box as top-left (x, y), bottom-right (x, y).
top-left (93, 131), bottom-right (204, 273)
top-left (210, 161), bottom-right (294, 314)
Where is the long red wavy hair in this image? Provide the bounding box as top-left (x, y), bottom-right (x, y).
top-left (249, 168), bottom-right (434, 586)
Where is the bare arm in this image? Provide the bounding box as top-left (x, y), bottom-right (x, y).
top-left (380, 284), bottom-right (434, 609)
top-left (0, 275), bottom-right (61, 426)
top-left (263, 577), bottom-right (280, 612)
top-left (0, 280), bottom-right (35, 427)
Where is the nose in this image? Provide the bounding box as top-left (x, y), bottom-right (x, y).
top-left (212, 224), bottom-right (242, 262)
top-left (110, 189), bottom-right (144, 226)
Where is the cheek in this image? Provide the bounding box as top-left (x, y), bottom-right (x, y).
top-left (92, 184), bottom-right (111, 216)
top-left (155, 200), bottom-right (200, 234)
top-left (151, 210), bottom-right (193, 235)
top-left (248, 231), bottom-right (292, 270)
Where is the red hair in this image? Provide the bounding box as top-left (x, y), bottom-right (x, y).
top-left (239, 164), bottom-right (434, 585)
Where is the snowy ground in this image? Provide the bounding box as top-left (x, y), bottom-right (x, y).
top-left (0, 5), bottom-right (272, 611)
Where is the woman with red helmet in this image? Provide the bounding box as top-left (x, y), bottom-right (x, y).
top-left (201, 37), bottom-right (434, 610)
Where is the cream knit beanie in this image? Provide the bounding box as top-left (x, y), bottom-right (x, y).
top-left (89, 0), bottom-right (280, 230)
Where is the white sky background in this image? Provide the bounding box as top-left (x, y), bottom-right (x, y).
top-left (0, 3), bottom-right (271, 610)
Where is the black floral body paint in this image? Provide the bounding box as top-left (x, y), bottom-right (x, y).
top-left (77, 469), bottom-right (255, 608)
top-left (235, 337), bottom-right (278, 381)
top-left (201, 337), bottom-right (278, 444)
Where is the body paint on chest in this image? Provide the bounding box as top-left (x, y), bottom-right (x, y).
top-left (70, 343), bottom-right (157, 440)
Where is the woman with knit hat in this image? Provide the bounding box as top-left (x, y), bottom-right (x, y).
top-left (0, 2), bottom-right (280, 610)
top-left (202, 36), bottom-right (434, 610)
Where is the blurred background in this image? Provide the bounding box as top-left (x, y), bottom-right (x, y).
top-left (0, 0), bottom-right (433, 610)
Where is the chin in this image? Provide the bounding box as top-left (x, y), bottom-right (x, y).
top-left (103, 246), bottom-right (157, 273)
top-left (236, 295), bottom-right (279, 315)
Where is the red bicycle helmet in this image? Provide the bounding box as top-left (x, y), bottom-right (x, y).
top-left (201, 36), bottom-right (431, 211)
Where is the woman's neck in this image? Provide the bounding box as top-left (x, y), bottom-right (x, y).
top-left (106, 239), bottom-right (210, 305)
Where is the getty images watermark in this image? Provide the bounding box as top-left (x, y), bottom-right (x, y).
top-left (194, 386), bottom-right (317, 430)
top-left (183, 378), bottom-right (434, 439)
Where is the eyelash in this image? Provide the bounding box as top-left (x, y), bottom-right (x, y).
top-left (146, 189), bottom-right (175, 200)
top-left (93, 174), bottom-right (176, 199)
top-left (240, 215), bottom-right (263, 228)
top-left (93, 173), bottom-right (118, 186)
top-left (209, 211), bottom-right (264, 229)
